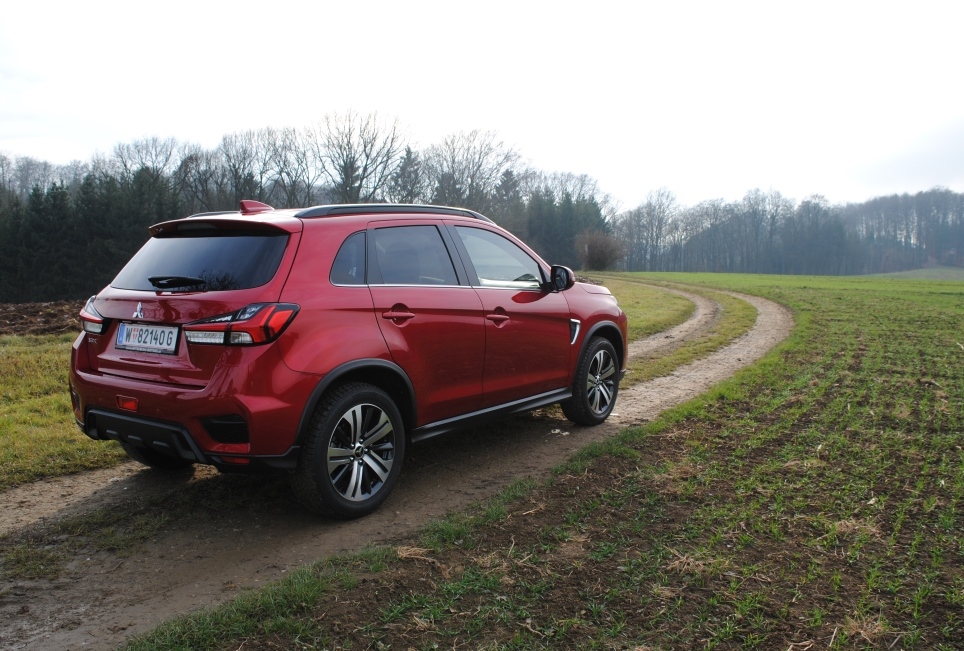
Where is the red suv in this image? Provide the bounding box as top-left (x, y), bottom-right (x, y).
top-left (70, 202), bottom-right (627, 518)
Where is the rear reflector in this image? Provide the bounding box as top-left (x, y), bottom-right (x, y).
top-left (219, 456), bottom-right (251, 465)
top-left (116, 396), bottom-right (138, 412)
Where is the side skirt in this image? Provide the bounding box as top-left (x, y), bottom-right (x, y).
top-left (410, 388), bottom-right (572, 443)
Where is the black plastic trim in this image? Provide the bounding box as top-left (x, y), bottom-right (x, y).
top-left (85, 409), bottom-right (206, 462)
top-left (200, 414), bottom-right (249, 444)
top-left (294, 359), bottom-right (418, 445)
top-left (209, 447), bottom-right (301, 472)
top-left (570, 319), bottom-right (581, 345)
top-left (410, 388), bottom-right (572, 443)
top-left (84, 408), bottom-right (300, 472)
top-left (577, 321), bottom-right (627, 381)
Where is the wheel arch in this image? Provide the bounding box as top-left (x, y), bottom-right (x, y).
top-left (578, 321), bottom-right (626, 371)
top-left (295, 359), bottom-right (417, 446)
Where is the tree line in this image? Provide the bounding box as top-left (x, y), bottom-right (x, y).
top-left (1, 112), bottom-right (961, 303)
top-left (617, 186), bottom-right (964, 275)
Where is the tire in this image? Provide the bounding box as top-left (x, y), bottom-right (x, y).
top-left (119, 441), bottom-right (194, 472)
top-left (561, 336), bottom-right (620, 426)
top-left (291, 382), bottom-right (406, 519)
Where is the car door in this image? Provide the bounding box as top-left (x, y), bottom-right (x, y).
top-left (367, 222), bottom-right (486, 426)
top-left (448, 223), bottom-right (572, 408)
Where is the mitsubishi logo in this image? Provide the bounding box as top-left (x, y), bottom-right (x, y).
top-left (133, 302), bottom-right (144, 319)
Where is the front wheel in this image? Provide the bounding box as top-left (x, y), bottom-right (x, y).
top-left (561, 336), bottom-right (620, 426)
top-left (291, 382), bottom-right (406, 519)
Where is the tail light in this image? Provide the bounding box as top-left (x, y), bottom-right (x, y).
top-left (183, 303), bottom-right (299, 346)
top-left (80, 296), bottom-right (106, 334)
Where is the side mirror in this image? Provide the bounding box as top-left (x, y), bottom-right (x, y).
top-left (549, 265), bottom-right (575, 292)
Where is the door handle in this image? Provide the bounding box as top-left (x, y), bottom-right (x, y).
top-left (382, 310), bottom-right (415, 321)
top-left (485, 313), bottom-right (510, 324)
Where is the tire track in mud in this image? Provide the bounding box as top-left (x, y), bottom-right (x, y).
top-left (0, 286), bottom-right (792, 651)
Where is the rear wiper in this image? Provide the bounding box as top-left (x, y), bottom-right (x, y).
top-left (148, 275), bottom-right (207, 290)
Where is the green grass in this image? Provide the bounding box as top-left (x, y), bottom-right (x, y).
top-left (598, 276), bottom-right (694, 344)
top-left (868, 265), bottom-right (964, 280)
top-left (119, 272), bottom-right (964, 650)
top-left (600, 275), bottom-right (758, 385)
top-left (0, 333), bottom-right (125, 490)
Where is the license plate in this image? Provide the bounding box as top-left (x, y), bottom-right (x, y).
top-left (115, 323), bottom-right (179, 354)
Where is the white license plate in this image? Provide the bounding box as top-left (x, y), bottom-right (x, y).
top-left (115, 323), bottom-right (179, 354)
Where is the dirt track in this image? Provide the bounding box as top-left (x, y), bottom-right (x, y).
top-left (0, 286), bottom-right (793, 650)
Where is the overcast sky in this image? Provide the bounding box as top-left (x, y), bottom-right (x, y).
top-left (1, 0), bottom-right (962, 209)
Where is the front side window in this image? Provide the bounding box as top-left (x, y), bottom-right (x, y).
top-left (372, 226), bottom-right (459, 285)
top-left (455, 227), bottom-right (543, 289)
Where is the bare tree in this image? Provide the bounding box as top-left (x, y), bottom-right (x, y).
top-left (252, 128), bottom-right (280, 204)
top-left (269, 126), bottom-right (322, 208)
top-left (423, 130), bottom-right (520, 212)
top-left (681, 199), bottom-right (729, 271)
top-left (112, 137), bottom-right (178, 179)
top-left (0, 152), bottom-right (11, 193)
top-left (56, 160), bottom-right (90, 192)
top-left (218, 130), bottom-right (270, 205)
top-left (10, 156), bottom-right (50, 198)
top-left (615, 188), bottom-right (679, 271)
top-left (172, 142), bottom-right (229, 213)
top-left (540, 171), bottom-right (600, 201)
top-left (314, 111), bottom-right (404, 204)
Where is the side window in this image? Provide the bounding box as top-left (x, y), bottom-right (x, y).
top-left (455, 227), bottom-right (543, 289)
top-left (373, 226), bottom-right (458, 285)
top-left (330, 231), bottom-right (366, 285)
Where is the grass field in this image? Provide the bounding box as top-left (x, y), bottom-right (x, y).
top-left (114, 272), bottom-right (964, 650)
top-left (869, 266), bottom-right (964, 281)
top-left (0, 333), bottom-right (126, 490)
top-left (4, 273), bottom-right (963, 650)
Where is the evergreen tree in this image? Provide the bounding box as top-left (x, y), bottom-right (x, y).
top-left (489, 170), bottom-right (527, 236)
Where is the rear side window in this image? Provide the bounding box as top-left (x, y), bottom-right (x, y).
top-left (111, 231), bottom-right (288, 291)
top-left (330, 232), bottom-right (366, 285)
top-left (372, 226), bottom-right (458, 285)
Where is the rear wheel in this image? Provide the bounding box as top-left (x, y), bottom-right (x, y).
top-left (291, 382), bottom-right (405, 519)
top-left (119, 441), bottom-right (194, 472)
top-left (561, 336), bottom-right (619, 426)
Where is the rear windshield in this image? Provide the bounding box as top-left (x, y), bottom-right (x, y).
top-left (111, 232), bottom-right (288, 292)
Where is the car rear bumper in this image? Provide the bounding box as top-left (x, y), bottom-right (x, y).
top-left (70, 334), bottom-right (320, 463)
top-left (80, 408), bottom-right (300, 471)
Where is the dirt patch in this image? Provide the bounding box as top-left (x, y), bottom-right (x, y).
top-left (0, 287), bottom-right (793, 651)
top-left (0, 301), bottom-right (85, 337)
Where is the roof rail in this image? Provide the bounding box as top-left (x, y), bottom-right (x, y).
top-left (293, 203), bottom-right (494, 223)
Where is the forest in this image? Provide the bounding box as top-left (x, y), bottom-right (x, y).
top-left (1, 112), bottom-right (962, 303)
